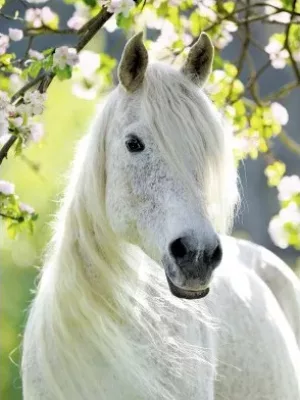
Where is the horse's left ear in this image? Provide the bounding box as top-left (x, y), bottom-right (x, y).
top-left (118, 32), bottom-right (148, 92)
top-left (181, 32), bottom-right (214, 88)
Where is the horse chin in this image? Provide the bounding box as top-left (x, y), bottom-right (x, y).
top-left (165, 275), bottom-right (210, 300)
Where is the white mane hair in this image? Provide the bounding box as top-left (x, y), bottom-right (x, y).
top-left (22, 38), bottom-right (240, 400)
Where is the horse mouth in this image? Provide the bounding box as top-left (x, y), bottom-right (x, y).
top-left (165, 275), bottom-right (210, 300)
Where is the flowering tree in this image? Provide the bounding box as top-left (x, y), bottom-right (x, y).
top-left (0, 0), bottom-right (300, 249)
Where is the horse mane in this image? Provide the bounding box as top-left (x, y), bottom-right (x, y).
top-left (22, 63), bottom-right (238, 400)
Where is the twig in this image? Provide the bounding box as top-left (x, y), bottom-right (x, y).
top-left (284, 0), bottom-right (300, 82)
top-left (278, 130), bottom-right (300, 156)
top-left (0, 212), bottom-right (24, 222)
top-left (0, 7), bottom-right (114, 166)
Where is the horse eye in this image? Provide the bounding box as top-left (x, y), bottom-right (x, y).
top-left (125, 135), bottom-right (145, 153)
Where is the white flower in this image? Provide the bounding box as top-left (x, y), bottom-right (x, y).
top-left (270, 102), bottom-right (289, 126)
top-left (11, 116), bottom-right (23, 127)
top-left (265, 39), bottom-right (289, 69)
top-left (53, 46), bottom-right (79, 69)
top-left (269, 202), bottom-right (300, 248)
top-left (9, 74), bottom-right (25, 92)
top-left (28, 49), bottom-right (44, 60)
top-left (0, 180), bottom-right (15, 195)
top-left (72, 82), bottom-right (99, 100)
top-left (99, 0), bottom-right (135, 16)
top-left (19, 202), bottom-right (35, 214)
top-left (20, 90), bottom-right (47, 116)
top-left (0, 90), bottom-right (10, 110)
top-left (233, 133), bottom-right (260, 154)
top-left (214, 30), bottom-right (233, 49)
top-left (0, 110), bottom-right (9, 137)
top-left (25, 7), bottom-right (56, 28)
top-left (268, 215), bottom-right (289, 248)
top-left (265, 0), bottom-right (290, 23)
top-left (198, 0), bottom-right (217, 22)
top-left (78, 50), bottom-right (100, 78)
top-left (72, 51), bottom-right (101, 99)
top-left (104, 15), bottom-right (119, 32)
top-left (0, 34), bottom-right (9, 56)
top-left (28, 122), bottom-right (44, 142)
top-left (278, 175), bottom-right (300, 201)
top-left (0, 133), bottom-right (12, 146)
top-left (67, 3), bottom-right (89, 30)
top-left (8, 28), bottom-right (24, 42)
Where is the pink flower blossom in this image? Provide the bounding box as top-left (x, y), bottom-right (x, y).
top-left (0, 34), bottom-right (9, 56)
top-left (8, 28), bottom-right (24, 41)
top-left (67, 3), bottom-right (89, 30)
top-left (25, 7), bottom-right (56, 28)
top-left (99, 0), bottom-right (135, 16)
top-left (0, 180), bottom-right (15, 195)
top-left (19, 202), bottom-right (35, 214)
top-left (53, 46), bottom-right (79, 69)
top-left (21, 90), bottom-right (47, 115)
top-left (29, 122), bottom-right (44, 142)
top-left (28, 49), bottom-right (44, 60)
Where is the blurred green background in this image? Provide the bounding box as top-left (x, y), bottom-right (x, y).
top-left (0, 80), bottom-right (97, 399)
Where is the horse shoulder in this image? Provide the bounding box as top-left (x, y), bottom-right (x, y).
top-left (233, 237), bottom-right (300, 347)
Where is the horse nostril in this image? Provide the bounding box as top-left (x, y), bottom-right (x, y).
top-left (169, 238), bottom-right (188, 260)
top-left (211, 242), bottom-right (223, 266)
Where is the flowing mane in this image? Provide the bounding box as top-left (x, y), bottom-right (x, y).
top-left (22, 62), bottom-right (236, 400)
top-left (22, 34), bottom-right (300, 400)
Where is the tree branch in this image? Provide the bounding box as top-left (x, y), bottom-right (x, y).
top-left (0, 7), bottom-right (113, 167)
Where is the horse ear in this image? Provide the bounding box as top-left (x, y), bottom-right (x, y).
top-left (118, 32), bottom-right (148, 92)
top-left (181, 32), bottom-right (214, 87)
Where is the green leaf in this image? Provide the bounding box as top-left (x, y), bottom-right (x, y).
top-left (83, 0), bottom-right (96, 6)
top-left (43, 48), bottom-right (54, 56)
top-left (265, 161), bottom-right (286, 187)
top-left (28, 60), bottom-right (43, 78)
top-left (43, 54), bottom-right (54, 71)
top-left (223, 1), bottom-right (235, 13)
top-left (116, 13), bottom-right (134, 30)
top-left (189, 11), bottom-right (201, 36)
top-left (54, 65), bottom-right (72, 80)
top-left (0, 53), bottom-right (15, 66)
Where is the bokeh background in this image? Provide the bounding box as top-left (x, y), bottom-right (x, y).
top-left (1, 1), bottom-right (300, 399)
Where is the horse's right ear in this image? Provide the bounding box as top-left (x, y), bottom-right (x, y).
top-left (118, 32), bottom-right (148, 92)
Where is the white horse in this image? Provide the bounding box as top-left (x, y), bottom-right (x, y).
top-left (22, 33), bottom-right (300, 400)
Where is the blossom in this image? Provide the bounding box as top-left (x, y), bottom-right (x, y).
top-left (0, 34), bottom-right (9, 56)
top-left (28, 49), bottom-right (44, 60)
top-left (99, 0), bottom-right (135, 16)
top-left (67, 3), bottom-right (89, 30)
top-left (269, 202), bottom-right (300, 248)
top-left (265, 0), bottom-right (290, 23)
top-left (265, 39), bottom-right (289, 69)
top-left (9, 74), bottom-right (25, 92)
top-left (11, 116), bottom-right (23, 128)
top-left (8, 28), bottom-right (24, 41)
top-left (25, 7), bottom-right (56, 28)
top-left (0, 180), bottom-right (15, 195)
top-left (198, 0), bottom-right (217, 22)
top-left (277, 175), bottom-right (300, 201)
top-left (53, 46), bottom-right (79, 69)
top-left (28, 122), bottom-right (44, 142)
top-left (19, 90), bottom-right (47, 116)
top-left (270, 102), bottom-right (289, 126)
top-left (0, 90), bottom-right (10, 110)
top-left (0, 110), bottom-right (9, 137)
top-left (19, 202), bottom-right (35, 214)
top-left (72, 50), bottom-right (101, 99)
top-left (104, 15), bottom-right (119, 32)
